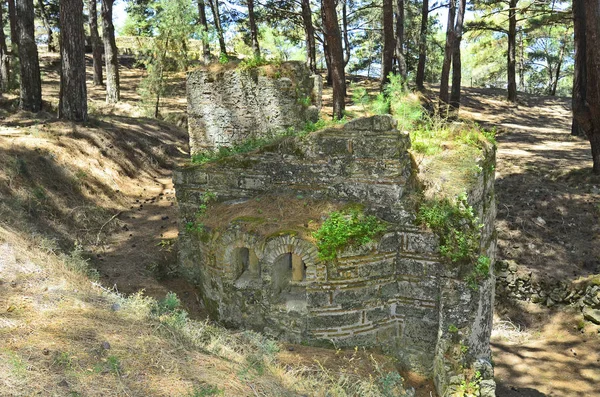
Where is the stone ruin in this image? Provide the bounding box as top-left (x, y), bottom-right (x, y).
top-left (176, 63), bottom-right (497, 396)
top-left (187, 61), bottom-right (322, 154)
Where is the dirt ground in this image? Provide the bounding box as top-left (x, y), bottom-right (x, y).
top-left (459, 87), bottom-right (600, 397)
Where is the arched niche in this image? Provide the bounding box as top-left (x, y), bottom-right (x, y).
top-left (232, 246), bottom-right (260, 279)
top-left (272, 252), bottom-right (306, 294)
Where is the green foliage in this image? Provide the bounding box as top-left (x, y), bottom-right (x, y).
top-left (372, 93), bottom-right (391, 115)
top-left (239, 56), bottom-right (271, 70)
top-left (218, 53), bottom-right (230, 64)
top-left (466, 255), bottom-right (491, 291)
top-left (186, 384), bottom-right (223, 396)
top-left (137, 0), bottom-right (197, 117)
top-left (351, 86), bottom-right (370, 116)
top-left (448, 324), bottom-right (459, 333)
top-left (185, 192), bottom-right (216, 236)
top-left (456, 371), bottom-right (481, 396)
top-left (417, 194), bottom-right (490, 290)
top-left (313, 209), bottom-right (387, 261)
top-left (191, 137), bottom-right (272, 165)
top-left (376, 371), bottom-right (408, 397)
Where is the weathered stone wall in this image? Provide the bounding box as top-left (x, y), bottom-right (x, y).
top-left (174, 115), bottom-right (498, 396)
top-left (187, 61), bottom-right (322, 154)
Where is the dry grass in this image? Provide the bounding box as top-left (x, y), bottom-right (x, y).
top-left (202, 195), bottom-right (346, 242)
top-left (0, 225), bottom-right (412, 397)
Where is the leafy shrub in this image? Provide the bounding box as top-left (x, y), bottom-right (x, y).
top-left (313, 208), bottom-right (387, 261)
top-left (417, 194), bottom-right (490, 289)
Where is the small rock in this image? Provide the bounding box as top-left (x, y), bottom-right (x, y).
top-left (546, 298), bottom-right (555, 307)
top-left (42, 348), bottom-right (50, 356)
top-left (479, 380), bottom-right (497, 397)
top-left (583, 307), bottom-right (600, 325)
top-left (101, 341), bottom-right (111, 350)
top-left (161, 216), bottom-right (169, 220)
top-left (58, 380), bottom-right (69, 387)
top-left (287, 346), bottom-right (295, 351)
top-left (111, 303), bottom-right (121, 311)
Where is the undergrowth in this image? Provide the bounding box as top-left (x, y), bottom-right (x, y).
top-left (417, 193), bottom-right (489, 289)
top-left (313, 208), bottom-right (387, 261)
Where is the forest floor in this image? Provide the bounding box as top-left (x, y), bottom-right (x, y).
top-left (0, 54), bottom-right (598, 396)
top-left (458, 87), bottom-right (600, 397)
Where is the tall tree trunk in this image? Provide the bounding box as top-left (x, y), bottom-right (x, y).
top-left (449, 0), bottom-right (466, 110)
top-left (0, 4), bottom-right (10, 91)
top-left (394, 0), bottom-right (406, 79)
top-left (59, 0), bottom-right (87, 121)
top-left (518, 28), bottom-right (525, 90)
top-left (342, 1), bottom-right (350, 66)
top-left (89, 0), bottom-right (103, 85)
top-left (37, 0), bottom-right (55, 52)
top-left (381, 0), bottom-right (395, 88)
top-left (439, 0), bottom-right (455, 107)
top-left (300, 0), bottom-right (316, 73)
top-left (16, 0), bottom-right (41, 112)
top-left (247, 0), bottom-right (260, 57)
top-left (101, 0), bottom-right (120, 103)
top-left (323, 40), bottom-right (332, 84)
top-left (8, 0), bottom-right (18, 51)
top-left (572, 0), bottom-right (600, 174)
top-left (507, 0), bottom-right (518, 102)
top-left (196, 0), bottom-right (211, 63)
top-left (321, 0), bottom-right (345, 120)
top-left (415, 0), bottom-right (428, 90)
top-left (208, 0), bottom-right (227, 56)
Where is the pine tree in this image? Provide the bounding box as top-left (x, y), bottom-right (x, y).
top-left (16, 0), bottom-right (42, 112)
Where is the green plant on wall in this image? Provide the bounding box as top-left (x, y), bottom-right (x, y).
top-left (417, 193), bottom-right (490, 290)
top-left (313, 208), bottom-right (387, 261)
top-left (185, 192), bottom-right (216, 235)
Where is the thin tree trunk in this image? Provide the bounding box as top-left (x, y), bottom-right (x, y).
top-left (518, 28), bottom-right (525, 90)
top-left (196, 0), bottom-right (211, 63)
top-left (59, 0), bottom-right (87, 121)
top-left (550, 35), bottom-right (566, 96)
top-left (321, 0), bottom-right (345, 120)
top-left (449, 0), bottom-right (466, 110)
top-left (37, 0), bottom-right (55, 52)
top-left (300, 0), bottom-right (316, 73)
top-left (247, 0), bottom-right (260, 58)
top-left (507, 0), bottom-right (518, 102)
top-left (415, 0), bottom-right (428, 90)
top-left (0, 4), bottom-right (10, 91)
top-left (342, 1), bottom-right (350, 66)
top-left (89, 0), bottom-right (103, 85)
top-left (208, 0), bottom-right (227, 56)
top-left (439, 0), bottom-right (455, 107)
top-left (381, 0), bottom-right (395, 88)
top-left (394, 0), bottom-right (406, 79)
top-left (16, 0), bottom-right (41, 112)
top-left (101, 0), bottom-right (120, 103)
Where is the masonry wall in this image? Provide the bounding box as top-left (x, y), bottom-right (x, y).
top-left (175, 115), bottom-right (497, 395)
top-left (187, 61), bottom-right (322, 154)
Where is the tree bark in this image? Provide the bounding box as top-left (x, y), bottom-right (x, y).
top-left (208, 0), bottom-right (227, 56)
top-left (37, 0), bottom-right (55, 52)
top-left (572, 0), bottom-right (600, 174)
top-left (381, 0), bottom-right (395, 88)
top-left (321, 0), bottom-right (345, 120)
top-left (507, 0), bottom-right (517, 102)
top-left (415, 0), bottom-right (428, 90)
top-left (439, 0), bottom-right (455, 107)
top-left (449, 0), bottom-right (466, 110)
top-left (196, 0), bottom-right (211, 63)
top-left (394, 0), bottom-right (406, 79)
top-left (8, 0), bottom-right (18, 52)
top-left (247, 0), bottom-right (260, 58)
top-left (89, 0), bottom-right (103, 85)
top-left (300, 0), bottom-right (316, 73)
top-left (59, 0), bottom-right (87, 121)
top-left (101, 0), bottom-right (120, 103)
top-left (16, 0), bottom-right (41, 112)
top-left (0, 4), bottom-right (10, 91)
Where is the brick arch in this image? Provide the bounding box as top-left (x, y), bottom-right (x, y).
top-left (263, 235), bottom-right (319, 282)
top-left (218, 230), bottom-right (262, 280)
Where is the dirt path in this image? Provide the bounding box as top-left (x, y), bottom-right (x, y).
top-left (460, 87), bottom-right (600, 396)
